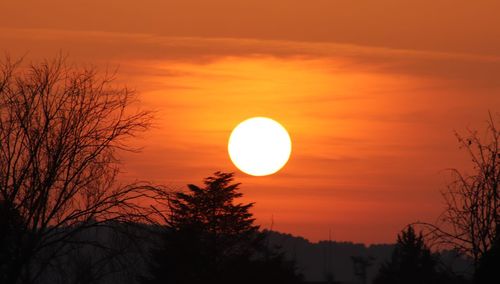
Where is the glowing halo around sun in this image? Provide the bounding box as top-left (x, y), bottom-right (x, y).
top-left (228, 117), bottom-right (292, 176)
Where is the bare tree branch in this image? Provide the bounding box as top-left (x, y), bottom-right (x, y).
top-left (415, 113), bottom-right (499, 268)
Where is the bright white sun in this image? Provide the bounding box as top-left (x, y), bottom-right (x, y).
top-left (228, 117), bottom-right (292, 176)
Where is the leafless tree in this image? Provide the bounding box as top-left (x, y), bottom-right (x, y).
top-left (0, 55), bottom-right (163, 283)
top-left (417, 113), bottom-right (499, 268)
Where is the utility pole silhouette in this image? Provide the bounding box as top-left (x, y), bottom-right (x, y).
top-left (323, 229), bottom-right (335, 283)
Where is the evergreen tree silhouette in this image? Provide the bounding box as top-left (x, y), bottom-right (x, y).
top-left (373, 226), bottom-right (441, 284)
top-left (144, 172), bottom-right (302, 284)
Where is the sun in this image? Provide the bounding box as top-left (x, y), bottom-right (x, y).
top-left (228, 117), bottom-right (292, 176)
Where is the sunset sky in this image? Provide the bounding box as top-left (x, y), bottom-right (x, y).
top-left (1, 0), bottom-right (499, 244)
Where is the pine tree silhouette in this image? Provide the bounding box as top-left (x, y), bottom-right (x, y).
top-left (373, 226), bottom-right (440, 284)
top-left (144, 172), bottom-right (302, 284)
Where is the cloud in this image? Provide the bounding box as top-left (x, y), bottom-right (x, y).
top-left (2, 0), bottom-right (500, 56)
top-left (2, 27), bottom-right (499, 89)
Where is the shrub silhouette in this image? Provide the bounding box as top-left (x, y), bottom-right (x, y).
top-left (144, 172), bottom-right (302, 284)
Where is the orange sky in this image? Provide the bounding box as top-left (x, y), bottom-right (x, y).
top-left (1, 0), bottom-right (499, 243)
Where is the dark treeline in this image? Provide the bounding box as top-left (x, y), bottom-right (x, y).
top-left (266, 230), bottom-right (473, 283)
top-left (0, 57), bottom-right (498, 284)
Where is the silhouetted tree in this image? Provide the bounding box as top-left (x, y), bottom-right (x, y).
top-left (144, 172), bottom-right (302, 284)
top-left (0, 56), bottom-right (156, 283)
top-left (373, 226), bottom-right (441, 284)
top-left (418, 114), bottom-right (499, 268)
